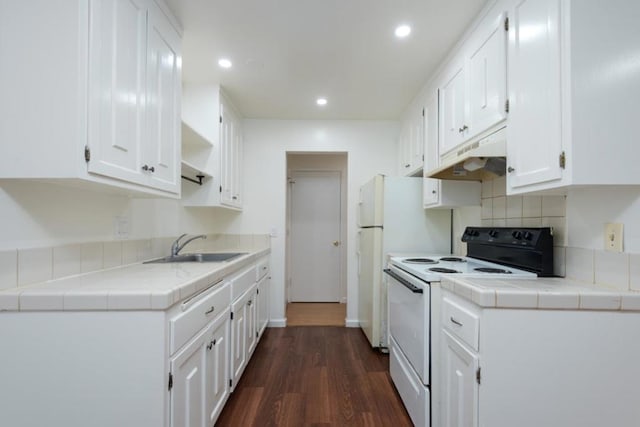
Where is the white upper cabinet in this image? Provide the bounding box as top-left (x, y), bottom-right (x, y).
top-left (438, 7), bottom-right (507, 159)
top-left (398, 102), bottom-right (425, 176)
top-left (219, 96), bottom-right (244, 208)
top-left (506, 0), bottom-right (563, 191)
top-left (439, 60), bottom-right (468, 156)
top-left (467, 11), bottom-right (508, 138)
top-left (424, 90), bottom-right (481, 209)
top-left (506, 0), bottom-right (640, 194)
top-left (181, 85), bottom-right (244, 210)
top-left (146, 2), bottom-right (182, 192)
top-left (0, 0), bottom-right (182, 197)
top-left (87, 0), bottom-right (148, 187)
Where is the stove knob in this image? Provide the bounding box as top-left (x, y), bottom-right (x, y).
top-left (523, 231), bottom-right (533, 240)
top-left (512, 230), bottom-right (522, 239)
top-left (488, 230), bottom-right (498, 238)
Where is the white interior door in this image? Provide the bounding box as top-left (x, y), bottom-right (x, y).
top-left (289, 171), bottom-right (341, 302)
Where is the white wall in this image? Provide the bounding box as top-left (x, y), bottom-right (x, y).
top-left (233, 119), bottom-right (398, 325)
top-left (566, 187), bottom-right (640, 252)
top-left (0, 180), bottom-right (222, 250)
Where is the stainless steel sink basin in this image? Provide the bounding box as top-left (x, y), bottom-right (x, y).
top-left (144, 252), bottom-right (246, 264)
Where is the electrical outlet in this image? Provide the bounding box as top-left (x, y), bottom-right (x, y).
top-left (604, 223), bottom-right (623, 252)
top-left (113, 216), bottom-right (130, 239)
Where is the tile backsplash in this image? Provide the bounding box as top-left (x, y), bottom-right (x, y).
top-left (455, 176), bottom-right (640, 292)
top-left (0, 234), bottom-right (270, 290)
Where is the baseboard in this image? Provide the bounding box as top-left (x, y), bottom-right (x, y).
top-left (345, 318), bottom-right (360, 328)
top-left (268, 318), bottom-right (287, 328)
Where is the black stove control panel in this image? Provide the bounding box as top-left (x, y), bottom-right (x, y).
top-left (462, 227), bottom-right (551, 247)
top-left (461, 227), bottom-right (554, 276)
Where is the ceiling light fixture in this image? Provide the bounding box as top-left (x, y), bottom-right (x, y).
top-left (395, 24), bottom-right (411, 38)
top-left (316, 98), bottom-right (328, 106)
top-left (218, 58), bottom-right (232, 68)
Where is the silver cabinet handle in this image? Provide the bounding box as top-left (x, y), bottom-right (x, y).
top-left (404, 164), bottom-right (411, 168)
top-left (431, 190), bottom-right (437, 194)
top-left (141, 164), bottom-right (155, 173)
top-left (458, 125), bottom-right (468, 133)
top-left (205, 306), bottom-right (215, 315)
top-left (247, 300), bottom-right (252, 306)
top-left (507, 166), bottom-right (515, 173)
top-left (450, 316), bottom-right (463, 327)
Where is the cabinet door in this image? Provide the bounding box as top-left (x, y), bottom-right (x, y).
top-left (146, 2), bottom-right (181, 193)
top-left (441, 330), bottom-right (479, 427)
top-left (439, 62), bottom-right (468, 156)
top-left (411, 106), bottom-right (425, 173)
top-left (423, 178), bottom-right (440, 207)
top-left (219, 98), bottom-right (242, 208)
top-left (246, 293), bottom-right (257, 356)
top-left (398, 120), bottom-right (412, 174)
top-left (506, 0), bottom-right (563, 190)
top-left (468, 11), bottom-right (507, 136)
top-left (87, 0), bottom-right (148, 185)
top-left (205, 310), bottom-right (231, 426)
top-left (170, 323), bottom-right (209, 427)
top-left (257, 275), bottom-right (270, 338)
top-left (423, 92), bottom-right (439, 172)
top-left (230, 293), bottom-right (248, 389)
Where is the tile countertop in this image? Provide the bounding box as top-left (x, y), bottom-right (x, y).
top-left (442, 276), bottom-right (640, 311)
top-left (0, 248), bottom-right (270, 312)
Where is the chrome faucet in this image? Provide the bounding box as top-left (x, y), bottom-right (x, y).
top-left (170, 234), bottom-right (207, 257)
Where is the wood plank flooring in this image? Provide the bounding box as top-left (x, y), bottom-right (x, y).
top-left (216, 327), bottom-right (412, 427)
top-left (286, 303), bottom-right (346, 326)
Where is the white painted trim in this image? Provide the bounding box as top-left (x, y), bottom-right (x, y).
top-left (268, 318), bottom-right (287, 328)
top-left (345, 318), bottom-right (360, 328)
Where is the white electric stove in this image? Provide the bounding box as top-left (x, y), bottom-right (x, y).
top-left (384, 227), bottom-right (554, 427)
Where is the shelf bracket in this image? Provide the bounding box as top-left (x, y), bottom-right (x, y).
top-left (181, 174), bottom-right (206, 186)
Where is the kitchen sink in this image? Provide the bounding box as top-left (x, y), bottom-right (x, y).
top-left (144, 252), bottom-right (246, 264)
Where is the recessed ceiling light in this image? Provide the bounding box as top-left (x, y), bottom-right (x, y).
top-left (395, 25), bottom-right (411, 38)
top-left (316, 98), bottom-right (328, 106)
top-left (218, 58), bottom-right (232, 68)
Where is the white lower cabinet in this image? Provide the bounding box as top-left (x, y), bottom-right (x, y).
top-left (441, 330), bottom-right (478, 427)
top-left (439, 289), bottom-right (640, 427)
top-left (170, 307), bottom-right (230, 427)
top-left (0, 255), bottom-right (270, 427)
top-left (230, 283), bottom-right (257, 390)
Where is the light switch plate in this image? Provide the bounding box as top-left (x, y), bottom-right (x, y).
top-left (604, 223), bottom-right (623, 252)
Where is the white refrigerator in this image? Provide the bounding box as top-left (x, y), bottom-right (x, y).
top-left (357, 175), bottom-right (451, 348)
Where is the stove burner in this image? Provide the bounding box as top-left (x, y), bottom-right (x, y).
top-left (429, 267), bottom-right (461, 274)
top-left (474, 267), bottom-right (512, 274)
top-left (403, 258), bottom-right (438, 264)
top-left (439, 257), bottom-right (466, 262)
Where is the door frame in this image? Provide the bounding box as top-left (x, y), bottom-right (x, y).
top-left (285, 153), bottom-right (348, 305)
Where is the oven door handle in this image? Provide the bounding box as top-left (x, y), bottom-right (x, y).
top-left (383, 269), bottom-right (423, 294)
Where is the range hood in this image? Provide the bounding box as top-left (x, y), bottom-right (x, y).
top-left (426, 127), bottom-right (507, 180)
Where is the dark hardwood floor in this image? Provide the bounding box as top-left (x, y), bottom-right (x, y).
top-left (216, 327), bottom-right (412, 427)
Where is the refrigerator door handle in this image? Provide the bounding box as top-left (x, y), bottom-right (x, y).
top-left (383, 269), bottom-right (423, 294)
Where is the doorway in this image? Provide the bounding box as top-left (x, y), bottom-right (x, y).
top-left (286, 153), bottom-right (348, 324)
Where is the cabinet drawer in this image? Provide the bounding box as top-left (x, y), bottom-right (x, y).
top-left (256, 257), bottom-right (269, 281)
top-left (442, 296), bottom-right (480, 351)
top-left (231, 265), bottom-right (256, 301)
top-left (170, 282), bottom-right (231, 354)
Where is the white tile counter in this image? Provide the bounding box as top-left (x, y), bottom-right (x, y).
top-left (0, 248), bottom-right (269, 311)
top-left (441, 276), bottom-right (640, 311)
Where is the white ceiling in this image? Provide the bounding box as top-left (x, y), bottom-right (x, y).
top-left (164, 0), bottom-right (487, 120)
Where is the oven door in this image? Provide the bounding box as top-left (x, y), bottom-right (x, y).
top-left (385, 266), bottom-right (430, 385)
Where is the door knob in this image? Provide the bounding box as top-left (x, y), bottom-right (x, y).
top-left (333, 241), bottom-right (340, 247)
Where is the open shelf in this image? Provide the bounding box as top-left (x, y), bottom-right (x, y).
top-left (181, 160), bottom-right (211, 186)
